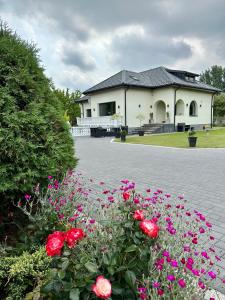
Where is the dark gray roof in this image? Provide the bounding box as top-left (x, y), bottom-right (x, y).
top-left (83, 66), bottom-right (221, 94)
top-left (75, 95), bottom-right (90, 103)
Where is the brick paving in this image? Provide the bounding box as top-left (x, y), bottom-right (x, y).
top-left (75, 136), bottom-right (225, 293)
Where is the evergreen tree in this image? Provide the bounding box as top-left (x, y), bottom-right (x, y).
top-left (0, 22), bottom-right (77, 216)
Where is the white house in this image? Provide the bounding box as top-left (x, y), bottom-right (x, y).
top-left (76, 66), bottom-right (220, 133)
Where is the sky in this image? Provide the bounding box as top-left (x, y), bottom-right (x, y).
top-left (1, 0), bottom-right (225, 92)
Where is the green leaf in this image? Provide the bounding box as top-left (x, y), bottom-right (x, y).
top-left (125, 244), bottom-right (137, 252)
top-left (69, 288), bottom-right (80, 300)
top-left (84, 262), bottom-right (98, 273)
top-left (124, 270), bottom-right (136, 289)
top-left (62, 259), bottom-right (69, 271)
top-left (58, 270), bottom-right (65, 280)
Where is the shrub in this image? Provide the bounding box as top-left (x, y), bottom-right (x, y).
top-left (0, 247), bottom-right (51, 300)
top-left (0, 22), bottom-right (77, 220)
top-left (21, 174), bottom-right (223, 299)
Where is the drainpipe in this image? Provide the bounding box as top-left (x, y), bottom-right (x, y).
top-left (174, 87), bottom-right (180, 131)
top-left (124, 86), bottom-right (129, 126)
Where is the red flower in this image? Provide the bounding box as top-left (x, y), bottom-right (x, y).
top-left (46, 231), bottom-right (65, 256)
top-left (92, 276), bottom-right (112, 299)
top-left (65, 228), bottom-right (85, 248)
top-left (140, 220), bottom-right (159, 238)
top-left (133, 210), bottom-right (144, 221)
top-left (122, 192), bottom-right (130, 201)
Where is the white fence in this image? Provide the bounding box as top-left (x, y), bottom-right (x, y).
top-left (71, 127), bottom-right (90, 137)
top-left (77, 116), bottom-right (123, 128)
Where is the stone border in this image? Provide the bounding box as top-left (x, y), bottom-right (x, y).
top-left (111, 138), bottom-right (225, 151)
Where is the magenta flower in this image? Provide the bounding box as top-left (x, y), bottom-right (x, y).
top-left (178, 278), bottom-right (186, 288)
top-left (162, 250), bottom-right (170, 257)
top-left (201, 251), bottom-right (209, 259)
top-left (206, 222), bottom-right (212, 228)
top-left (198, 281), bottom-right (206, 289)
top-left (152, 282), bottom-right (160, 288)
top-left (24, 194), bottom-right (31, 200)
top-left (208, 271), bottom-right (217, 279)
top-left (167, 274), bottom-right (175, 282)
top-left (171, 260), bottom-right (178, 268)
top-left (199, 227), bottom-right (205, 234)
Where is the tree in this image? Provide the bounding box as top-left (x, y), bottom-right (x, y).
top-left (213, 93), bottom-right (225, 118)
top-left (200, 65), bottom-right (225, 90)
top-left (0, 22), bottom-right (77, 216)
top-left (53, 89), bottom-right (81, 125)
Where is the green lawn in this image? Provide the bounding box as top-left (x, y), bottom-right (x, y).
top-left (117, 128), bottom-right (225, 148)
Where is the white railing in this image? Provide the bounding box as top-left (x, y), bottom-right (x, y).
top-left (77, 116), bottom-right (123, 128)
top-left (71, 127), bottom-right (91, 137)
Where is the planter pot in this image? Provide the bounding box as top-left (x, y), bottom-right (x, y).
top-left (188, 137), bottom-right (197, 147)
top-left (121, 135), bottom-right (126, 142)
top-left (138, 130), bottom-right (145, 136)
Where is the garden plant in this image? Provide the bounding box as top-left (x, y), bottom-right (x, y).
top-left (1, 172), bottom-right (224, 299)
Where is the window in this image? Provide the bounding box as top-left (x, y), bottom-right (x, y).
top-left (99, 102), bottom-right (116, 116)
top-left (189, 101), bottom-right (197, 116)
top-left (86, 109), bottom-right (91, 117)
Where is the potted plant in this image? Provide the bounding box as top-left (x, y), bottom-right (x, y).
top-left (188, 129), bottom-right (198, 147)
top-left (120, 129), bottom-right (127, 142)
top-left (136, 113), bottom-right (145, 136)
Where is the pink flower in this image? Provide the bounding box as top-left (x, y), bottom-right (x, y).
top-left (65, 228), bottom-right (85, 248)
top-left (140, 220), bottom-right (159, 238)
top-left (199, 227), bottom-right (205, 234)
top-left (133, 210), bottom-right (145, 221)
top-left (46, 231), bottom-right (65, 256)
top-left (162, 250), bottom-right (170, 257)
top-left (90, 219), bottom-right (96, 224)
top-left (133, 198), bottom-right (140, 204)
top-left (206, 222), bottom-right (212, 228)
top-left (24, 194), bottom-right (31, 200)
top-left (201, 251), bottom-right (209, 259)
top-left (152, 282), bottom-right (160, 288)
top-left (92, 276), bottom-right (112, 299)
top-left (178, 278), bottom-right (186, 288)
top-left (167, 274), bottom-right (175, 282)
top-left (157, 289), bottom-right (164, 296)
top-left (198, 281), bottom-right (206, 289)
top-left (208, 271), bottom-right (217, 279)
top-left (171, 260), bottom-right (178, 268)
top-left (122, 191), bottom-right (130, 201)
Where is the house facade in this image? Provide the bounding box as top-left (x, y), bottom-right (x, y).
top-left (77, 67), bottom-right (220, 132)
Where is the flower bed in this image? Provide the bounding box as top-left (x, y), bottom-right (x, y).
top-left (6, 173), bottom-right (225, 299)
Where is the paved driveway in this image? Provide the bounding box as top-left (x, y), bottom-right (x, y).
top-left (75, 137), bottom-right (225, 292)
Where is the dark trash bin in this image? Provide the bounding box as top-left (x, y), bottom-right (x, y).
top-left (90, 127), bottom-right (107, 137)
top-left (177, 123), bottom-right (185, 132)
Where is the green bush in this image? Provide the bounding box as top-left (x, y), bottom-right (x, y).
top-left (0, 22), bottom-right (77, 218)
top-left (0, 247), bottom-right (51, 299)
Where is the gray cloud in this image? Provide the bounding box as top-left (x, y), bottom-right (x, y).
top-left (1, 0), bottom-right (225, 90)
top-left (62, 48), bottom-right (96, 71)
top-left (110, 32), bottom-right (192, 70)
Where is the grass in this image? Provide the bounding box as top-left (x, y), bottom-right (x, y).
top-left (116, 128), bottom-right (225, 148)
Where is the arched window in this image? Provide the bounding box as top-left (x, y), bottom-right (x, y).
top-left (189, 101), bottom-right (197, 116)
top-left (175, 99), bottom-right (184, 116)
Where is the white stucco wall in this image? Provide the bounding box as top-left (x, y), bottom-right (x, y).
top-left (175, 88), bottom-right (212, 126)
top-left (152, 87), bottom-right (174, 124)
top-left (83, 86), bottom-right (213, 128)
top-left (126, 88), bottom-right (152, 127)
top-left (80, 102), bottom-right (91, 117)
top-left (88, 88), bottom-right (125, 121)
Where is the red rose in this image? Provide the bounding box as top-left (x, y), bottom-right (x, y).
top-left (46, 231), bottom-right (65, 256)
top-left (140, 220), bottom-right (159, 238)
top-left (65, 228), bottom-right (85, 248)
top-left (92, 276), bottom-right (112, 299)
top-left (133, 210), bottom-right (144, 221)
top-left (122, 192), bottom-right (130, 201)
